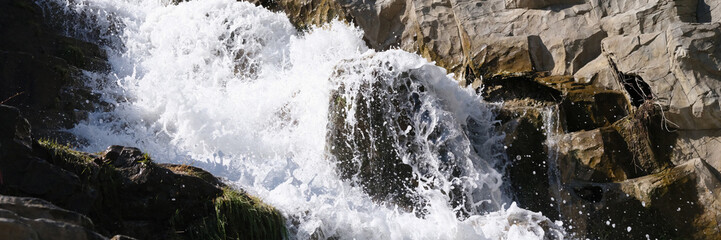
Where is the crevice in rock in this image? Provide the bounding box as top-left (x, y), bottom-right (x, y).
top-left (605, 56), bottom-right (654, 107)
top-left (697, 0), bottom-right (713, 23)
top-left (620, 73), bottom-right (653, 107)
top-left (573, 186), bottom-right (603, 203)
top-left (480, 74), bottom-right (563, 104)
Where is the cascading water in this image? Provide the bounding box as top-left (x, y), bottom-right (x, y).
top-left (41, 0), bottom-right (565, 238)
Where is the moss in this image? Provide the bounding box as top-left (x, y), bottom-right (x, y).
top-left (37, 139), bottom-right (97, 176)
top-left (181, 188), bottom-right (287, 240)
top-left (163, 164), bottom-right (223, 186)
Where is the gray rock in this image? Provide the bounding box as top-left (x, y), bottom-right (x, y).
top-left (602, 23), bottom-right (721, 130)
top-left (0, 195), bottom-right (107, 240)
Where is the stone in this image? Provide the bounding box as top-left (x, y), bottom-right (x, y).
top-left (0, 0), bottom-right (107, 140)
top-left (248, 0), bottom-right (351, 29)
top-left (0, 195), bottom-right (107, 240)
top-left (504, 0), bottom-right (585, 9)
top-left (602, 23), bottom-right (721, 130)
top-left (555, 128), bottom-right (635, 183)
top-left (558, 158), bottom-right (721, 239)
top-left (495, 107), bottom-right (558, 218)
top-left (465, 36), bottom-right (537, 82)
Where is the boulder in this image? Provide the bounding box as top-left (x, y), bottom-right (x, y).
top-left (248, 0), bottom-right (351, 29)
top-left (0, 105), bottom-right (286, 239)
top-left (0, 195), bottom-right (108, 240)
top-left (327, 53), bottom-right (505, 215)
top-left (555, 128), bottom-right (636, 183)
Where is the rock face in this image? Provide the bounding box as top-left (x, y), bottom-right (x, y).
top-left (0, 0), bottom-right (108, 140)
top-left (0, 105), bottom-right (286, 239)
top-left (265, 0), bottom-right (721, 237)
top-left (326, 53), bottom-right (505, 216)
top-left (270, 0), bottom-right (721, 130)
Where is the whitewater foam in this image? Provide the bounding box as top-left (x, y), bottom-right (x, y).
top-left (44, 0), bottom-right (565, 238)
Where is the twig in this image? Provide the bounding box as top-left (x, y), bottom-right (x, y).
top-left (0, 91), bottom-right (25, 105)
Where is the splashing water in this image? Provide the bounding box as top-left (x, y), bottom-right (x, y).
top-left (43, 0), bottom-right (565, 238)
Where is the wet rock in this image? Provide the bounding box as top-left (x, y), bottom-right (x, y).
top-left (0, 0), bottom-right (107, 140)
top-left (495, 107), bottom-right (559, 219)
top-left (0, 105), bottom-right (285, 239)
top-left (327, 65), bottom-right (424, 211)
top-left (559, 158), bottom-right (721, 239)
top-left (327, 54), bottom-right (504, 215)
top-left (246, 0), bottom-right (351, 30)
top-left (556, 128), bottom-right (635, 183)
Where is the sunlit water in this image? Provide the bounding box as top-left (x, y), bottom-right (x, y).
top-left (41, 0), bottom-right (564, 238)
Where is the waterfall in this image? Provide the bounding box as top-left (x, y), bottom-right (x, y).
top-left (41, 0), bottom-right (565, 238)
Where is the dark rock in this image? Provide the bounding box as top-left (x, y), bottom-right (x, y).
top-left (558, 158), bottom-right (721, 239)
top-left (0, 0), bottom-right (108, 140)
top-left (495, 107), bottom-right (559, 219)
top-left (0, 195), bottom-right (108, 240)
top-left (1, 105), bottom-right (285, 239)
top-left (327, 69), bottom-right (421, 211)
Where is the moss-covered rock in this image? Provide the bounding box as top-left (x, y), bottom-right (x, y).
top-left (177, 188), bottom-right (287, 240)
top-left (0, 105), bottom-right (286, 240)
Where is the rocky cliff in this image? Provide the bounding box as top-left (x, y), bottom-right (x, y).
top-left (3, 0), bottom-right (721, 238)
top-left (263, 0), bottom-right (721, 238)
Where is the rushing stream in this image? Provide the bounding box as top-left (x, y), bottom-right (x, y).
top-left (40, 0), bottom-right (565, 238)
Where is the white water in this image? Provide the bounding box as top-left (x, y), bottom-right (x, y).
top-left (44, 0), bottom-right (564, 238)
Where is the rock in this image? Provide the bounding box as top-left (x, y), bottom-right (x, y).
top-left (0, 0), bottom-right (107, 140)
top-left (248, 0), bottom-right (351, 29)
top-left (0, 104), bottom-right (33, 154)
top-left (0, 105), bottom-right (286, 239)
top-left (465, 36), bottom-right (538, 82)
top-left (327, 53), bottom-right (505, 215)
top-left (0, 195), bottom-right (94, 229)
top-left (602, 22), bottom-right (721, 130)
top-left (672, 129), bottom-right (721, 171)
top-left (327, 59), bottom-right (424, 211)
top-left (313, 0), bottom-right (693, 78)
top-left (560, 86), bottom-right (629, 132)
top-left (558, 158), bottom-right (721, 239)
top-left (555, 128), bottom-right (636, 183)
top-left (0, 195), bottom-right (107, 240)
top-left (495, 107), bottom-right (558, 219)
top-left (1, 106), bottom-right (94, 214)
top-left (481, 73), bottom-right (563, 106)
top-left (504, 0), bottom-right (585, 9)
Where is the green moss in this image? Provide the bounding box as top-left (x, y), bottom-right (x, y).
top-left (38, 138), bottom-right (94, 166)
top-left (163, 164), bottom-right (222, 186)
top-left (182, 188), bottom-right (287, 240)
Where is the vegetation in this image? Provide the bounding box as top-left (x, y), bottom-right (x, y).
top-left (180, 188), bottom-right (288, 240)
top-left (35, 139), bottom-right (287, 240)
top-left (37, 139), bottom-right (98, 177)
